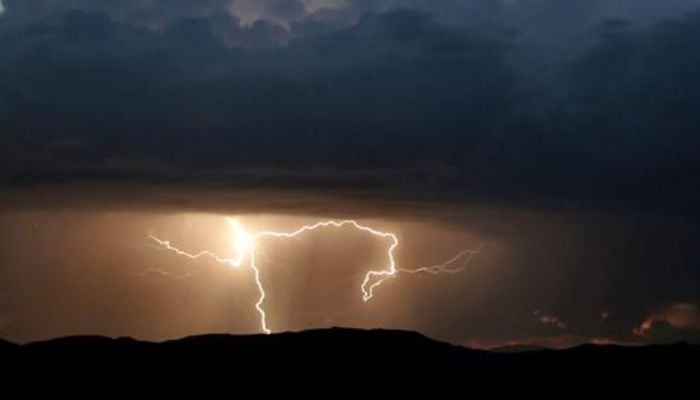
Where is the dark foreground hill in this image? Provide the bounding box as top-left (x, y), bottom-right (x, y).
top-left (1, 328), bottom-right (697, 385)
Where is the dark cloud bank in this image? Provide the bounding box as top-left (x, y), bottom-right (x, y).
top-left (0, 1), bottom-right (699, 345)
top-left (0, 0), bottom-right (698, 214)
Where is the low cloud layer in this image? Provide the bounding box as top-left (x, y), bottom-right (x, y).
top-left (0, 1), bottom-right (698, 216)
top-left (635, 303), bottom-right (700, 341)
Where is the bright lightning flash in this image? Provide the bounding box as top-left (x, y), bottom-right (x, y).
top-left (149, 218), bottom-right (482, 334)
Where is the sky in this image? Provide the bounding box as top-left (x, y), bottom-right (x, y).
top-left (0, 0), bottom-right (699, 348)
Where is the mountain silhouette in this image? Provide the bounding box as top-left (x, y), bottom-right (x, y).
top-left (1, 328), bottom-right (697, 385)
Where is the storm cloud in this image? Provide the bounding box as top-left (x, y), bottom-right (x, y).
top-left (0, 1), bottom-right (699, 215)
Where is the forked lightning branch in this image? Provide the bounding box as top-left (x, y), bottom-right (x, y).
top-left (149, 218), bottom-right (482, 334)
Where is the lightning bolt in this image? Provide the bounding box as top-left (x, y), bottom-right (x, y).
top-left (149, 218), bottom-right (482, 334)
top-left (148, 234), bottom-right (241, 267)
